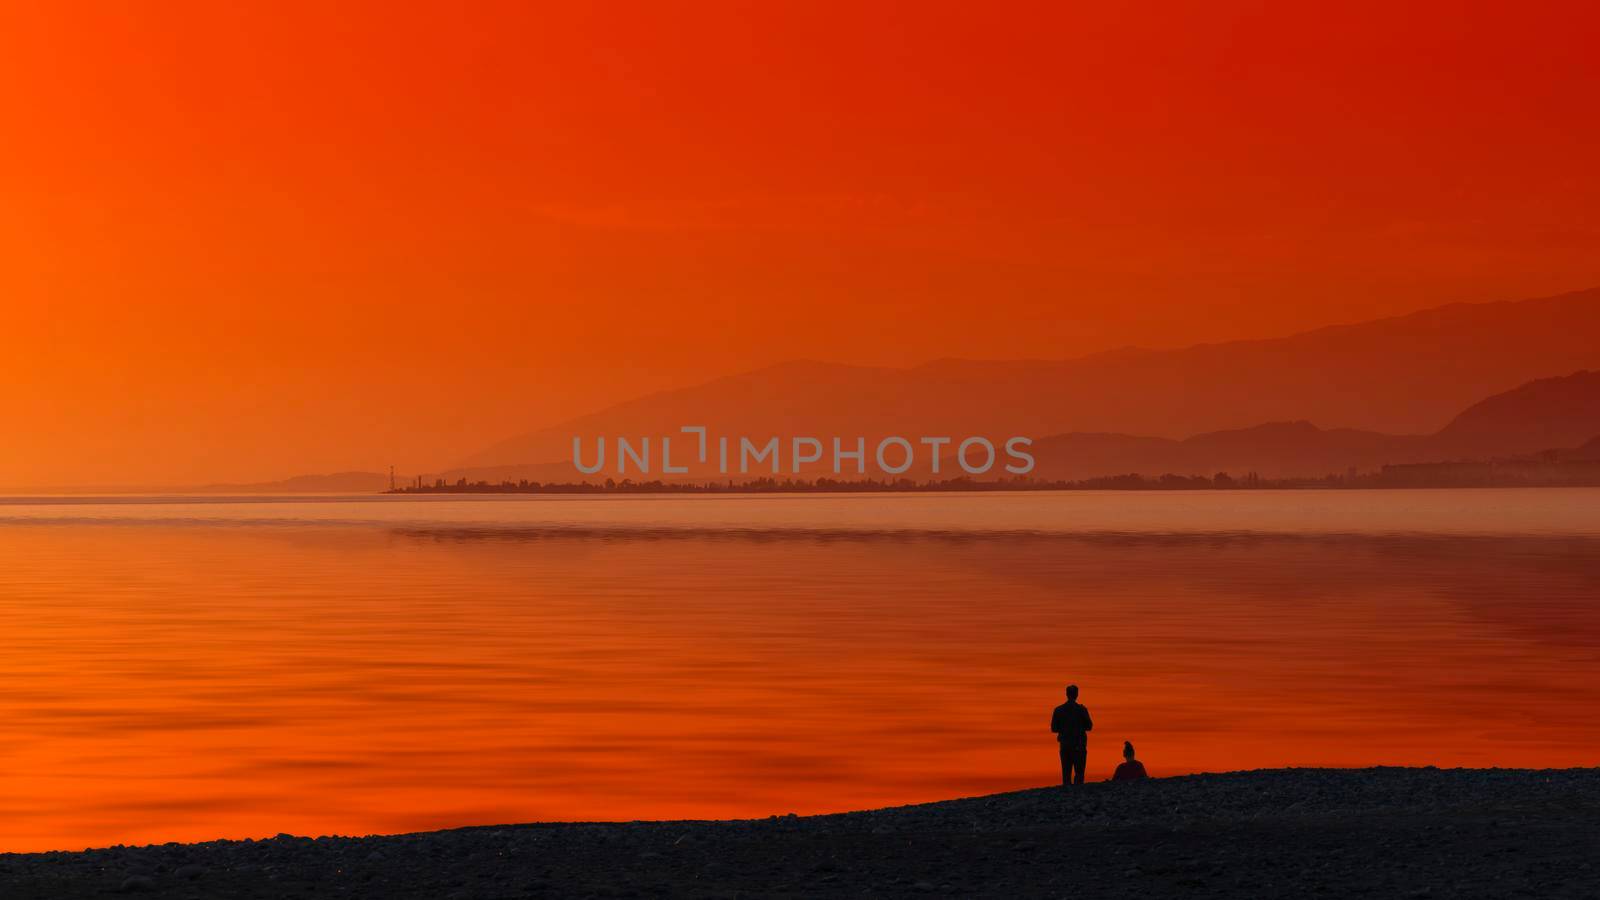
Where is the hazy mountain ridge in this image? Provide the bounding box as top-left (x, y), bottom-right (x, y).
top-left (116, 364), bottom-right (1600, 494)
top-left (1024, 371), bottom-right (1600, 480)
top-left (423, 369), bottom-right (1600, 486)
top-left (1433, 370), bottom-right (1600, 456)
top-left (460, 288), bottom-right (1600, 474)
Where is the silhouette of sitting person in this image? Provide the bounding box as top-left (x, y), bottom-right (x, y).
top-left (1050, 684), bottom-right (1093, 785)
top-left (1111, 740), bottom-right (1148, 781)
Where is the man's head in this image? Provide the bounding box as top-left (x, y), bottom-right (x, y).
top-left (1123, 740), bottom-right (1135, 761)
top-left (1066, 684), bottom-right (1079, 701)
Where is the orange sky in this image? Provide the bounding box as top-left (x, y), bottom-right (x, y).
top-left (3, 1), bottom-right (1598, 486)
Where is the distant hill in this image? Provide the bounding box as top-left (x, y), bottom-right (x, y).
top-left (459, 288), bottom-right (1600, 474)
top-left (1566, 435), bottom-right (1600, 461)
top-left (1431, 370), bottom-right (1600, 458)
top-left (1025, 371), bottom-right (1600, 480)
top-left (425, 366), bottom-right (1600, 485)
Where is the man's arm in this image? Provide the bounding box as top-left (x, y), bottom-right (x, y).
top-left (1082, 707), bottom-right (1093, 732)
top-left (1050, 707), bottom-right (1061, 734)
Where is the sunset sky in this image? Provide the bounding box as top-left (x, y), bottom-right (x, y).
top-left (3, 1), bottom-right (1597, 487)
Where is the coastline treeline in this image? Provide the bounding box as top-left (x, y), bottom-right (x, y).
top-left (389, 457), bottom-right (1600, 494)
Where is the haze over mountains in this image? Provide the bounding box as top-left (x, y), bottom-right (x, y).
top-left (445, 288), bottom-right (1600, 481)
top-left (233, 369), bottom-right (1600, 492)
top-left (1024, 370), bottom-right (1600, 480)
top-left (175, 288), bottom-right (1600, 491)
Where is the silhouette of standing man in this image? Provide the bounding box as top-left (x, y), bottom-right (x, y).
top-left (1051, 684), bottom-right (1093, 785)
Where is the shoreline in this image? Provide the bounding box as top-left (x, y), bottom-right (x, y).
top-left (4, 767), bottom-right (1598, 898)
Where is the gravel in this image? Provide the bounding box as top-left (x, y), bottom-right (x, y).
top-left (3, 767), bottom-right (1598, 898)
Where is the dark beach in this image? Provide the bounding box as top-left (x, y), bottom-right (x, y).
top-left (3, 767), bottom-right (1597, 899)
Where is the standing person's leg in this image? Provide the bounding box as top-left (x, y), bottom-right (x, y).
top-left (1059, 744), bottom-right (1071, 786)
top-left (1070, 746), bottom-right (1087, 785)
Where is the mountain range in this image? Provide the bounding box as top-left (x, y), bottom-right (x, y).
top-left (209, 288), bottom-right (1600, 491)
top-left (244, 368), bottom-right (1600, 492)
top-left (457, 288), bottom-right (1600, 477)
top-left (1023, 370), bottom-right (1600, 480)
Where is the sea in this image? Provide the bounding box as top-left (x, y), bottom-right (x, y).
top-left (1, 489), bottom-right (1597, 851)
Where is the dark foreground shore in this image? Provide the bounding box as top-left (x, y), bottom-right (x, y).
top-left (3, 768), bottom-right (1597, 899)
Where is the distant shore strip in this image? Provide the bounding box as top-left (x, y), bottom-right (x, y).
top-left (389, 461), bottom-right (1600, 494)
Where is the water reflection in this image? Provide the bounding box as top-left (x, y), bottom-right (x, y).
top-left (0, 496), bottom-right (1597, 852)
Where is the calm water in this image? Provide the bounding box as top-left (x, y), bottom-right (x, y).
top-left (1, 490), bottom-right (1597, 852)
